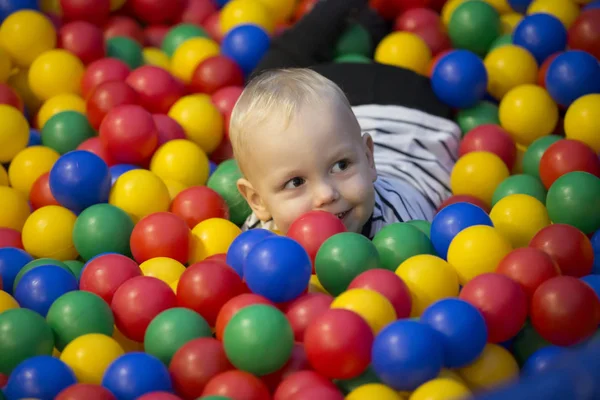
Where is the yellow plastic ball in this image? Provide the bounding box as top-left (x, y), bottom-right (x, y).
top-left (490, 194), bottom-right (551, 248)
top-left (170, 279), bottom-right (179, 294)
top-left (109, 169), bottom-right (171, 223)
top-left (8, 146), bottom-right (60, 197)
top-left (438, 369), bottom-right (466, 384)
top-left (512, 143), bottom-right (527, 175)
top-left (0, 186), bottom-right (30, 231)
top-left (170, 37), bottom-right (220, 83)
top-left (527, 0), bottom-right (580, 28)
top-left (7, 68), bottom-right (43, 114)
top-left (0, 164), bottom-right (8, 186)
top-left (220, 0), bottom-right (275, 35)
top-left (163, 178), bottom-right (188, 200)
top-left (482, 0), bottom-right (512, 14)
top-left (395, 255), bottom-right (460, 317)
top-left (60, 333), bottom-right (125, 385)
top-left (442, 0), bottom-right (467, 26)
top-left (112, 325), bottom-right (144, 353)
top-left (499, 84), bottom-right (559, 146)
top-left (22, 205), bottom-right (79, 260)
top-left (28, 49), bottom-right (85, 101)
top-left (501, 13), bottom-right (523, 34)
top-left (0, 104), bottom-right (29, 163)
top-left (150, 139), bottom-right (210, 187)
top-left (447, 225), bottom-right (512, 285)
top-left (0, 290), bottom-right (19, 313)
top-left (375, 32), bottom-right (432, 75)
top-left (0, 48), bottom-right (12, 83)
top-left (484, 45), bottom-right (538, 101)
top-left (168, 94), bottom-right (224, 154)
top-left (331, 288), bottom-right (397, 334)
top-left (564, 94), bottom-right (600, 153)
top-left (450, 151), bottom-right (510, 207)
top-left (140, 257), bottom-right (186, 286)
top-left (190, 217), bottom-right (241, 262)
top-left (410, 378), bottom-right (471, 400)
top-left (0, 10), bottom-right (56, 67)
top-left (457, 344), bottom-right (519, 390)
top-left (40, 0), bottom-right (61, 15)
top-left (309, 274), bottom-right (329, 295)
top-left (347, 383), bottom-right (404, 400)
top-left (256, 0), bottom-right (296, 22)
top-left (143, 47), bottom-right (170, 70)
top-left (37, 93), bottom-right (87, 128)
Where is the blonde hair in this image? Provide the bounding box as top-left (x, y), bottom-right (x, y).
top-left (229, 68), bottom-right (354, 175)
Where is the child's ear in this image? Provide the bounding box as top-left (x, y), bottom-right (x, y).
top-left (237, 178), bottom-right (272, 222)
top-left (363, 133), bottom-right (377, 182)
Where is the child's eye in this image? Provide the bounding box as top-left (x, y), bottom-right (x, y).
top-left (331, 159), bottom-right (350, 173)
top-left (284, 177), bottom-right (305, 189)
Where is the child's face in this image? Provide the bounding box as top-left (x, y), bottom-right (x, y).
top-left (237, 100), bottom-right (378, 234)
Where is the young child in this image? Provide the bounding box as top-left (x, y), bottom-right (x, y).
top-left (229, 0), bottom-right (461, 239)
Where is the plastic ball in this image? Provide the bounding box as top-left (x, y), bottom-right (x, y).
top-left (150, 139), bottom-right (209, 188)
top-left (522, 135), bottom-right (562, 179)
top-left (565, 94), bottom-right (600, 153)
top-left (456, 344), bottom-right (518, 390)
top-left (81, 58), bottom-right (130, 99)
top-left (101, 352), bottom-right (173, 398)
top-left (170, 186), bottom-right (229, 229)
top-left (0, 104), bottom-right (29, 163)
top-left (128, 0), bottom-right (184, 24)
top-left (0, 49), bottom-right (11, 83)
top-left (539, 139), bottom-right (600, 189)
top-left (58, 21), bottom-right (106, 66)
top-left (512, 14), bottom-right (567, 65)
top-left (56, 383), bottom-right (117, 400)
top-left (348, 269), bottom-right (412, 319)
top-left (521, 345), bottom-right (565, 376)
top-left (527, 0), bottom-right (580, 28)
top-left (459, 124), bottom-right (516, 170)
top-left (77, 137), bottom-right (116, 166)
top-left (189, 217), bottom-right (241, 262)
top-left (499, 84), bottom-right (558, 146)
top-left (450, 151), bottom-right (510, 206)
top-left (345, 383), bottom-right (403, 400)
top-left (287, 211), bottom-right (347, 266)
top-left (202, 370), bottom-right (270, 400)
top-left (331, 288), bottom-right (397, 334)
top-left (106, 36), bottom-right (143, 70)
top-left (86, 81), bottom-right (139, 130)
top-left (375, 32), bottom-right (431, 75)
top-left (219, 0), bottom-right (275, 35)
top-left (170, 37), bottom-right (220, 83)
top-left (142, 47), bottom-right (170, 69)
top-left (130, 212), bottom-right (191, 264)
top-left (372, 223), bottom-right (435, 271)
top-left (4, 355), bottom-right (76, 399)
top-left (490, 194), bottom-right (551, 248)
top-left (455, 101), bottom-right (499, 134)
top-left (448, 0), bottom-right (501, 57)
top-left (410, 378), bottom-right (471, 400)
top-left (0, 10), bottom-right (56, 67)
top-left (335, 23), bottom-right (373, 59)
top-left (0, 186), bottom-right (30, 233)
top-left (41, 111), bottom-right (96, 154)
top-left (168, 94), bottom-right (223, 153)
top-left (153, 114), bottom-right (187, 145)
top-left (0, 82), bottom-right (23, 111)
top-left (0, 247), bottom-right (33, 295)
top-left (139, 257), bottom-right (186, 286)
top-left (59, 334), bottom-right (123, 385)
top-left (275, 371), bottom-right (339, 400)
top-left (79, 253), bottom-right (141, 304)
top-left (28, 49), bottom-right (85, 101)
top-left (8, 146), bottom-right (59, 198)
top-left (225, 229), bottom-right (275, 277)
top-left (21, 205), bottom-right (78, 260)
top-left (283, 292), bottom-right (333, 343)
top-left (59, 0), bottom-right (110, 24)
top-left (125, 66), bottom-right (185, 114)
top-left (215, 293), bottom-right (274, 340)
top-left (109, 169), bottom-right (171, 222)
top-left (221, 24), bottom-right (271, 75)
top-left (0, 228), bottom-right (22, 250)
top-left (104, 15), bottom-right (145, 42)
top-left (161, 24), bottom-right (208, 57)
top-left (569, 9), bottom-right (600, 61)
top-left (491, 174), bottom-right (547, 206)
top-left (12, 258), bottom-right (72, 293)
top-left (190, 55), bottom-right (244, 95)
top-left (37, 93), bottom-right (87, 129)
top-left (484, 45), bottom-right (538, 101)
top-left (545, 50), bottom-right (600, 107)
top-left (109, 164), bottom-right (139, 186)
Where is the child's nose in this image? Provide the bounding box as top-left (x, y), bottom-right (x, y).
top-left (313, 181), bottom-right (340, 208)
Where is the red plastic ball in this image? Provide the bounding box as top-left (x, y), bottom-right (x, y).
top-left (287, 211), bottom-right (347, 267)
top-left (288, 386), bottom-right (344, 400)
top-left (56, 383), bottom-right (116, 400)
top-left (348, 269), bottom-right (412, 318)
top-left (284, 293), bottom-right (334, 343)
top-left (529, 224), bottom-right (594, 277)
top-left (29, 172), bottom-right (61, 210)
top-left (111, 276), bottom-right (177, 342)
top-left (262, 344), bottom-right (311, 392)
top-left (428, 49), bottom-right (452, 78)
top-left (144, 25), bottom-right (170, 48)
top-left (212, 86), bottom-right (243, 116)
top-left (205, 253), bottom-right (228, 264)
top-left (153, 114), bottom-right (187, 145)
top-left (459, 124), bottom-right (517, 170)
top-left (58, 22), bottom-right (106, 65)
top-left (394, 7), bottom-right (441, 31)
top-left (209, 137), bottom-right (234, 165)
top-left (170, 186), bottom-right (229, 229)
top-left (99, 104), bottom-right (159, 165)
top-left (126, 65), bottom-right (185, 114)
top-left (177, 261), bottom-right (247, 326)
top-left (413, 25), bottom-right (451, 56)
top-left (496, 247), bottom-right (560, 302)
top-left (103, 16), bottom-right (145, 44)
top-left (294, 0), bottom-right (318, 21)
top-left (0, 373), bottom-right (7, 387)
top-left (214, 293), bottom-right (274, 341)
top-left (539, 139), bottom-right (600, 189)
top-left (0, 83), bottom-right (24, 112)
top-left (169, 338), bottom-right (233, 399)
top-left (531, 276), bottom-right (600, 346)
top-left (274, 371), bottom-right (337, 400)
top-left (369, 0), bottom-right (401, 20)
top-left (459, 273), bottom-right (528, 344)
top-left (437, 194), bottom-right (491, 213)
top-left (86, 80), bottom-right (139, 129)
top-left (202, 12), bottom-right (223, 43)
top-left (81, 57), bottom-right (130, 99)
top-left (136, 392), bottom-right (182, 400)
top-left (77, 137), bottom-right (117, 166)
top-left (129, 0), bottom-right (184, 25)
top-left (60, 0), bottom-right (110, 25)
top-left (130, 212), bottom-right (192, 264)
top-left (202, 370), bottom-right (271, 400)
top-left (190, 56), bottom-right (245, 95)
top-left (177, 0), bottom-right (217, 25)
top-left (79, 253), bottom-right (142, 304)
top-left (568, 10), bottom-right (600, 61)
top-left (0, 228), bottom-right (22, 249)
top-left (303, 308), bottom-right (374, 380)
top-left (537, 52), bottom-right (561, 88)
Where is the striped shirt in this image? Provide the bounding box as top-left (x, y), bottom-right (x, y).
top-left (242, 103), bottom-right (461, 239)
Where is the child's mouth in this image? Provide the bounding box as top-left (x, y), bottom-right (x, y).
top-left (336, 210), bottom-right (351, 220)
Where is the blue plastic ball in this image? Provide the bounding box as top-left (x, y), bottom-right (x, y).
top-left (0, 0), bottom-right (40, 21)
top-left (0, 247), bottom-right (33, 295)
top-left (244, 236), bottom-right (312, 303)
top-left (49, 150), bottom-right (112, 214)
top-left (226, 229), bottom-right (275, 277)
top-left (431, 50), bottom-right (488, 109)
top-left (430, 202), bottom-right (493, 259)
top-left (512, 14), bottom-right (567, 65)
top-left (507, 0), bottom-right (533, 13)
top-left (371, 320), bottom-right (444, 391)
top-left (545, 50), bottom-right (600, 107)
top-left (221, 24), bottom-right (271, 75)
top-left (3, 355), bottom-right (76, 399)
top-left (14, 265), bottom-right (78, 317)
top-left (591, 229), bottom-right (600, 254)
top-left (581, 275), bottom-right (600, 299)
top-left (584, 0), bottom-right (600, 10)
top-left (420, 298), bottom-right (488, 368)
top-left (522, 346), bottom-right (565, 376)
top-left (109, 163), bottom-right (140, 186)
top-left (214, 0), bottom-right (230, 7)
top-left (28, 128), bottom-right (42, 147)
top-left (209, 160), bottom-right (218, 176)
top-left (101, 352), bottom-right (173, 399)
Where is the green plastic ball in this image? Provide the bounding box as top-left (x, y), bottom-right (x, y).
top-left (491, 174), bottom-right (547, 207)
top-left (161, 24), bottom-right (209, 57)
top-left (207, 159), bottom-right (252, 226)
top-left (488, 34), bottom-right (512, 53)
top-left (335, 366), bottom-right (381, 394)
top-left (406, 220), bottom-right (432, 238)
top-left (512, 320), bottom-right (551, 367)
top-left (46, 291), bottom-right (114, 351)
top-left (223, 304), bottom-right (294, 376)
top-left (72, 203), bottom-right (135, 261)
top-left (64, 260), bottom-right (85, 279)
top-left (335, 24), bottom-right (372, 58)
top-left (372, 223), bottom-right (436, 271)
top-left (12, 258), bottom-right (72, 293)
top-left (315, 232), bottom-right (380, 296)
top-left (448, 0), bottom-right (501, 57)
top-left (335, 54), bottom-right (372, 63)
top-left (144, 307), bottom-right (212, 365)
top-left (456, 101), bottom-right (500, 135)
top-left (107, 36), bottom-right (143, 69)
top-left (546, 172), bottom-right (600, 234)
top-left (41, 111), bottom-right (96, 154)
top-left (0, 308), bottom-right (54, 374)
top-left (522, 135), bottom-right (562, 179)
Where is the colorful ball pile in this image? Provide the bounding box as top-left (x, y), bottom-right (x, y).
top-left (1, 0), bottom-right (600, 399)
